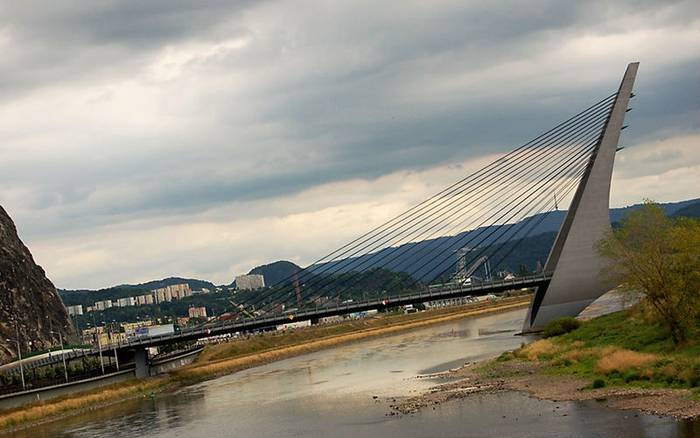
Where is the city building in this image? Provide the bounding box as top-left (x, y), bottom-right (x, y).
top-left (136, 294), bottom-right (154, 306)
top-left (95, 300), bottom-right (113, 311)
top-left (153, 288), bottom-right (167, 303)
top-left (235, 274), bottom-right (265, 291)
top-left (188, 306), bottom-right (207, 319)
top-left (66, 304), bottom-right (83, 316)
top-left (151, 283), bottom-right (191, 303)
top-left (168, 283), bottom-right (192, 300)
top-left (116, 296), bottom-right (136, 307)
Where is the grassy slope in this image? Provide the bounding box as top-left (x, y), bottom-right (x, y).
top-left (500, 310), bottom-right (700, 395)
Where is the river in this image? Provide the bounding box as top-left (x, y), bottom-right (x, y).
top-left (10, 309), bottom-right (699, 437)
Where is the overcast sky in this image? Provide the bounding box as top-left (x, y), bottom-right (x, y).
top-left (1, 0), bottom-right (698, 289)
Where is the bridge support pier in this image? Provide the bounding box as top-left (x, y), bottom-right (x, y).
top-left (134, 348), bottom-right (150, 378)
top-left (523, 62), bottom-right (639, 332)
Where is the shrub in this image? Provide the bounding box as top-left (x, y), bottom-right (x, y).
top-left (592, 379), bottom-right (606, 389)
top-left (496, 351), bottom-right (514, 362)
top-left (543, 317), bottom-right (581, 338)
top-left (657, 359), bottom-right (700, 387)
top-left (623, 370), bottom-right (641, 382)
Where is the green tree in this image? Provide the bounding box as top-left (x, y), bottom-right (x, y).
top-left (597, 202), bottom-right (700, 345)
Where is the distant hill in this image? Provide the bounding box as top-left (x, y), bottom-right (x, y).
top-left (507, 197), bottom-right (698, 236)
top-left (312, 198), bottom-right (699, 282)
top-left (115, 277), bottom-right (216, 292)
top-left (248, 260), bottom-right (302, 287)
top-left (671, 201), bottom-right (700, 219)
top-left (59, 277), bottom-right (216, 307)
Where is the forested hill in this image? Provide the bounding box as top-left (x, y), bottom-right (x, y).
top-left (115, 277), bottom-right (216, 292)
top-left (313, 198), bottom-right (700, 281)
top-left (671, 201), bottom-right (700, 219)
top-left (60, 277), bottom-right (216, 307)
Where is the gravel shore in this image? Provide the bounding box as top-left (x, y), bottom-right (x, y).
top-left (389, 359), bottom-right (700, 420)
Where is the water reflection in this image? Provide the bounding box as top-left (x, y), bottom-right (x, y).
top-left (10, 309), bottom-right (698, 438)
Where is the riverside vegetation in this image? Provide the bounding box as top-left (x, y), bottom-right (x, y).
top-left (0, 295), bottom-right (530, 432)
top-left (478, 203), bottom-right (700, 411)
top-left (500, 310), bottom-right (700, 394)
top-left (391, 203), bottom-right (699, 419)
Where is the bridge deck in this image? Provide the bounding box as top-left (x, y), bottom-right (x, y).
top-left (5, 274), bottom-right (549, 373)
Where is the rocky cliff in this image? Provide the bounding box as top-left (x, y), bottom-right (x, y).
top-left (0, 205), bottom-right (74, 363)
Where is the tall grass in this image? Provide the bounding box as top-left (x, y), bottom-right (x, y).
top-left (0, 378), bottom-right (167, 430)
top-left (595, 349), bottom-right (658, 375)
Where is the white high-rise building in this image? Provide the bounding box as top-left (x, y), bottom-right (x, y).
top-left (235, 274), bottom-right (265, 291)
top-left (116, 297), bottom-right (136, 307)
top-left (95, 300), bottom-right (113, 311)
top-left (151, 283), bottom-right (192, 303)
top-left (66, 304), bottom-right (83, 316)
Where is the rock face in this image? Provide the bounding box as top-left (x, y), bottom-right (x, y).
top-left (0, 205), bottom-right (74, 364)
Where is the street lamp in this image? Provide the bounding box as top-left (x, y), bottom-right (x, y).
top-left (49, 329), bottom-right (69, 383)
top-left (111, 320), bottom-right (119, 371)
top-left (7, 319), bottom-right (26, 390)
top-left (90, 313), bottom-right (105, 375)
top-left (46, 315), bottom-right (54, 359)
top-left (4, 336), bottom-right (25, 390)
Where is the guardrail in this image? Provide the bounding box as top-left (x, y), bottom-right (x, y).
top-left (0, 363), bottom-right (128, 397)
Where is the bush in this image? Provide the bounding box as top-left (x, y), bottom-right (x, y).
top-left (543, 317), bottom-right (581, 338)
top-left (623, 370), bottom-right (641, 383)
top-left (496, 351), bottom-right (514, 362)
top-left (592, 378), bottom-right (606, 389)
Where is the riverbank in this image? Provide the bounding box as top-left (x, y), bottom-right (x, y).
top-left (392, 310), bottom-right (700, 420)
top-left (0, 295), bottom-right (531, 432)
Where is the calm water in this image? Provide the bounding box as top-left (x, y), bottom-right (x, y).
top-left (10, 309), bottom-right (699, 437)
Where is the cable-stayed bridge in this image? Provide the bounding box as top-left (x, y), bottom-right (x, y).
top-left (9, 63), bottom-right (638, 379)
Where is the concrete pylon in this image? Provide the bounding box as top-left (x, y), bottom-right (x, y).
top-left (523, 62), bottom-right (639, 332)
top-left (134, 348), bottom-right (150, 378)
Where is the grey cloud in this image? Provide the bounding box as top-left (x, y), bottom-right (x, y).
top-left (0, 0), bottom-right (699, 287)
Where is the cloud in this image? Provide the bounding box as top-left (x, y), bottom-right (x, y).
top-left (0, 0), bottom-right (698, 288)
top-left (611, 133), bottom-right (700, 205)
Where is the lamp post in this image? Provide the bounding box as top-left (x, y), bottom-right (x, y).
top-left (7, 319), bottom-right (25, 390)
top-left (90, 314), bottom-right (105, 375)
top-left (46, 315), bottom-right (53, 359)
top-left (111, 320), bottom-right (119, 371)
top-left (5, 337), bottom-right (25, 390)
top-left (50, 329), bottom-right (68, 383)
